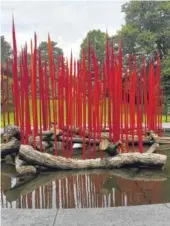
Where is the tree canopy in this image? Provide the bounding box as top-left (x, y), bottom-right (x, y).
top-left (79, 2), bottom-right (170, 78)
top-left (38, 41), bottom-right (63, 65)
top-left (114, 1), bottom-right (170, 77)
top-left (79, 29), bottom-right (107, 65)
top-left (1, 36), bottom-right (13, 64)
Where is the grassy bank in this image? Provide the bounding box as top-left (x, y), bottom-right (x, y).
top-left (1, 100), bottom-right (170, 127)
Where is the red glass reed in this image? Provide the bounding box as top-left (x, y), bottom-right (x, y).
top-left (30, 38), bottom-right (36, 148)
top-left (87, 40), bottom-right (92, 158)
top-left (105, 34), bottom-right (111, 140)
top-left (110, 45), bottom-right (115, 143)
top-left (124, 68), bottom-right (129, 152)
top-left (45, 62), bottom-right (51, 129)
top-left (38, 51), bottom-right (43, 151)
top-left (48, 35), bottom-right (58, 155)
top-left (92, 48), bottom-right (101, 158)
top-left (69, 53), bottom-right (73, 158)
top-left (6, 61), bottom-right (10, 124)
top-left (138, 71), bottom-right (143, 153)
top-left (1, 73), bottom-right (5, 127)
top-left (148, 60), bottom-right (154, 130)
top-left (40, 62), bottom-right (47, 131)
top-left (142, 57), bottom-right (147, 134)
top-left (19, 55), bottom-right (25, 143)
top-left (155, 53), bottom-right (161, 134)
top-left (82, 49), bottom-right (87, 159)
top-left (129, 65), bottom-right (136, 151)
top-left (23, 45), bottom-right (31, 141)
top-left (12, 18), bottom-right (20, 126)
top-left (11, 84), bottom-right (16, 124)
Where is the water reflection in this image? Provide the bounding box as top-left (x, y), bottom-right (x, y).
top-left (1, 157), bottom-right (170, 209)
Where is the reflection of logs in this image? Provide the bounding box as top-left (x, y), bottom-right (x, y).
top-left (2, 164), bottom-right (167, 203)
top-left (102, 168), bottom-right (167, 193)
top-left (106, 168), bottom-right (167, 182)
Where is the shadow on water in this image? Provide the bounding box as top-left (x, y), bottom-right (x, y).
top-left (1, 144), bottom-right (170, 209)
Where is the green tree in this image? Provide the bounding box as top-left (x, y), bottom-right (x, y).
top-left (1, 36), bottom-right (13, 64)
top-left (79, 29), bottom-right (107, 65)
top-left (111, 1), bottom-right (170, 74)
top-left (38, 41), bottom-right (63, 65)
top-left (161, 50), bottom-right (170, 78)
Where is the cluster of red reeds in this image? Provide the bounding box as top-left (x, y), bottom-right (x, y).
top-left (1, 20), bottom-right (163, 158)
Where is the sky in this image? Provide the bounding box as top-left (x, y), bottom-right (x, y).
top-left (1, 0), bottom-right (127, 59)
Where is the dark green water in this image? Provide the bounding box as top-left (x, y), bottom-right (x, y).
top-left (1, 145), bottom-right (170, 209)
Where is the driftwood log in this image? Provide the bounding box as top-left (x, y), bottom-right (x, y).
top-left (0, 139), bottom-right (166, 174)
top-left (0, 124), bottom-right (168, 176)
top-left (99, 140), bottom-right (121, 156)
top-left (147, 143), bottom-right (160, 154)
top-left (18, 145), bottom-right (167, 170)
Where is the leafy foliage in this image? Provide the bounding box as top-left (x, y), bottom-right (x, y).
top-left (114, 1), bottom-right (170, 77)
top-left (79, 29), bottom-right (106, 65)
top-left (38, 41), bottom-right (63, 65)
top-left (1, 36), bottom-right (13, 64)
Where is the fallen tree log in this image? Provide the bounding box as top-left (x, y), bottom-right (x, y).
top-left (99, 140), bottom-right (121, 156)
top-left (15, 156), bottom-right (37, 175)
top-left (57, 135), bottom-right (101, 145)
top-left (0, 124), bottom-right (168, 177)
top-left (147, 130), bottom-right (159, 143)
top-left (18, 144), bottom-right (167, 171)
top-left (147, 143), bottom-right (159, 154)
top-left (36, 128), bottom-right (170, 145)
top-left (0, 138), bottom-right (20, 159)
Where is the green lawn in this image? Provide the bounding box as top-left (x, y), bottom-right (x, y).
top-left (1, 99), bottom-right (170, 127)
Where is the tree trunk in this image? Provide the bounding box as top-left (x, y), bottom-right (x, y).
top-left (15, 156), bottom-right (37, 175)
top-left (147, 143), bottom-right (159, 154)
top-left (18, 144), bottom-right (167, 171)
top-left (99, 140), bottom-right (121, 156)
top-left (0, 138), bottom-right (20, 158)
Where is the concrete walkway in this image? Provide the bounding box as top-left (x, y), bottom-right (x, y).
top-left (1, 203), bottom-right (170, 226)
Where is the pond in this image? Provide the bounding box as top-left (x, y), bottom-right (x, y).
top-left (1, 143), bottom-right (170, 209)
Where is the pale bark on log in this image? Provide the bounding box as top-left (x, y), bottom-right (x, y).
top-left (40, 130), bottom-right (170, 145)
top-left (147, 131), bottom-right (159, 143)
top-left (99, 140), bottom-right (121, 156)
top-left (29, 136), bottom-right (54, 151)
top-left (57, 135), bottom-right (101, 145)
top-left (3, 124), bottom-right (21, 140)
top-left (147, 143), bottom-right (159, 154)
top-left (0, 138), bottom-right (20, 158)
top-left (15, 156), bottom-right (37, 175)
top-left (18, 145), bottom-right (167, 170)
top-left (31, 126), bottom-right (170, 145)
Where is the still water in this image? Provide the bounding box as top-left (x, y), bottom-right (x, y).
top-left (1, 144), bottom-right (170, 209)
